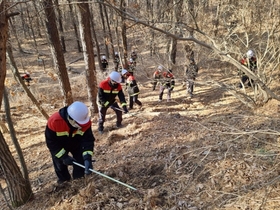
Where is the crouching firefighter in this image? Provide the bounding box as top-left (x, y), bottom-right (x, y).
top-left (45, 101), bottom-right (95, 184)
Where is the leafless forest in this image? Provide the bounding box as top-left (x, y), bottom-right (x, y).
top-left (0, 0), bottom-right (280, 209)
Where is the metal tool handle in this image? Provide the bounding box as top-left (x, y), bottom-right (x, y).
top-left (73, 161), bottom-right (137, 191)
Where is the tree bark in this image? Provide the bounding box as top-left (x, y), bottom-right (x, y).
top-left (0, 130), bottom-right (33, 207)
top-left (0, 0), bottom-right (8, 107)
top-left (54, 0), bottom-right (66, 52)
top-left (25, 2), bottom-right (37, 49)
top-left (67, 0), bottom-right (81, 52)
top-left (89, 4), bottom-right (102, 72)
top-left (77, 0), bottom-right (98, 114)
top-left (3, 87), bottom-right (31, 187)
top-left (42, 0), bottom-right (73, 106)
top-left (8, 18), bottom-right (23, 53)
top-left (0, 2), bottom-right (33, 206)
top-left (99, 3), bottom-right (109, 59)
top-left (103, 5), bottom-right (115, 60)
top-left (120, 0), bottom-right (128, 66)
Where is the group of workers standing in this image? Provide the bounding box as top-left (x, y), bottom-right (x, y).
top-left (100, 51), bottom-right (138, 75)
top-left (152, 59), bottom-right (198, 100)
top-left (44, 51), bottom-right (140, 186)
top-left (44, 48), bottom-right (257, 187)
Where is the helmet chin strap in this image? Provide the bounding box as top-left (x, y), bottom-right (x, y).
top-left (67, 115), bottom-right (81, 129)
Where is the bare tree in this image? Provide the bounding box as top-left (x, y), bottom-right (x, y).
top-left (103, 4), bottom-right (115, 59)
top-left (25, 1), bottom-right (38, 49)
top-left (77, 0), bottom-right (98, 114)
top-left (54, 0), bottom-right (66, 52)
top-left (0, 1), bottom-right (33, 207)
top-left (100, 0), bottom-right (280, 107)
top-left (89, 4), bottom-right (102, 72)
top-left (41, 0), bottom-right (73, 106)
top-left (99, 2), bottom-right (109, 58)
top-left (0, 2), bottom-right (8, 106)
top-left (67, 0), bottom-right (82, 52)
top-left (120, 0), bottom-right (128, 63)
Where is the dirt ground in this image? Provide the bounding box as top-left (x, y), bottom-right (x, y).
top-left (1, 36), bottom-right (280, 210)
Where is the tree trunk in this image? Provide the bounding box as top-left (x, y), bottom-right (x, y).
top-left (0, 3), bottom-right (33, 207)
top-left (104, 5), bottom-right (115, 60)
top-left (67, 0), bottom-right (81, 52)
top-left (8, 18), bottom-right (23, 53)
top-left (54, 0), bottom-right (66, 52)
top-left (42, 0), bottom-right (73, 106)
top-left (77, 0), bottom-right (98, 114)
top-left (19, 3), bottom-right (28, 39)
top-left (120, 0), bottom-right (128, 65)
top-left (170, 38), bottom-right (177, 65)
top-left (89, 4), bottom-right (102, 72)
top-left (0, 130), bottom-right (33, 207)
top-left (99, 3), bottom-right (109, 59)
top-left (31, 0), bottom-right (42, 38)
top-left (25, 2), bottom-right (37, 49)
top-left (3, 87), bottom-right (31, 185)
top-left (0, 0), bottom-right (8, 107)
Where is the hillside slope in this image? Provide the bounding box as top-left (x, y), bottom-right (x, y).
top-left (1, 56), bottom-right (280, 210)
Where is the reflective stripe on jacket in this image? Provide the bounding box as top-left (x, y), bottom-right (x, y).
top-left (97, 77), bottom-right (127, 107)
top-left (45, 107), bottom-right (94, 159)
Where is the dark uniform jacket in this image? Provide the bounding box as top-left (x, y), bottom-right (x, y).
top-left (131, 52), bottom-right (137, 61)
top-left (241, 56), bottom-right (257, 71)
top-left (101, 59), bottom-right (108, 69)
top-left (97, 77), bottom-right (127, 108)
top-left (45, 107), bottom-right (94, 159)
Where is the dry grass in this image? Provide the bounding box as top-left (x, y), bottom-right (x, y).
top-left (1, 30), bottom-right (280, 210)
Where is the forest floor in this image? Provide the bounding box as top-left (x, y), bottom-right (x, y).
top-left (1, 38), bottom-right (280, 210)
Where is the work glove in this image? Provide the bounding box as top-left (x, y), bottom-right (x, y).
top-left (123, 105), bottom-right (129, 114)
top-left (83, 154), bottom-right (93, 175)
top-left (62, 155), bottom-right (76, 165)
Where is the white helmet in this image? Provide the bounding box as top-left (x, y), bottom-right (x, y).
top-left (246, 50), bottom-right (254, 58)
top-left (67, 101), bottom-right (90, 125)
top-left (158, 66), bottom-right (163, 71)
top-left (129, 58), bottom-right (133, 62)
top-left (109, 71), bottom-right (122, 83)
top-left (115, 52), bottom-right (118, 55)
top-left (101, 55), bottom-right (106, 60)
top-left (121, 69), bottom-right (128, 75)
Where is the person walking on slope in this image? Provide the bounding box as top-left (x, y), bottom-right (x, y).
top-left (159, 69), bottom-right (175, 102)
top-left (152, 66), bottom-right (163, 91)
top-left (186, 59), bottom-right (199, 98)
top-left (121, 69), bottom-right (142, 110)
top-left (130, 51), bottom-right (138, 66)
top-left (101, 55), bottom-right (109, 71)
top-left (113, 52), bottom-right (120, 71)
top-left (97, 71), bottom-right (129, 134)
top-left (21, 72), bottom-right (32, 86)
top-left (128, 58), bottom-right (136, 75)
top-left (45, 101), bottom-right (95, 184)
top-left (239, 49), bottom-right (257, 88)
